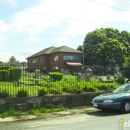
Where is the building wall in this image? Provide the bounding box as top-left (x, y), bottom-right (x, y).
top-left (27, 55), bottom-right (45, 71)
top-left (62, 52), bottom-right (82, 73)
top-left (27, 52), bottom-right (83, 74)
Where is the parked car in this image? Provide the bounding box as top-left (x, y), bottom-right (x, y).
top-left (91, 83), bottom-right (130, 113)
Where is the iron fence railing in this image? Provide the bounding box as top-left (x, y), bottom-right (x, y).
top-left (0, 64), bottom-right (126, 98)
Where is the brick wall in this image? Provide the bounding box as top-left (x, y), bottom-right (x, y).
top-left (27, 52), bottom-right (83, 74)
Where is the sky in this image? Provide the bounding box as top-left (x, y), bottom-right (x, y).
top-left (0, 0), bottom-right (130, 62)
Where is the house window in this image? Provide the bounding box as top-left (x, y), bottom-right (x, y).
top-left (32, 59), bottom-right (36, 63)
top-left (53, 56), bottom-right (58, 61)
top-left (39, 58), bottom-right (42, 63)
top-left (63, 55), bottom-right (78, 61)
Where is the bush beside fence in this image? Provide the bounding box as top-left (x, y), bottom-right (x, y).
top-left (0, 65), bottom-right (127, 98)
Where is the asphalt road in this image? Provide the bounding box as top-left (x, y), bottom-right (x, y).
top-left (0, 109), bottom-right (130, 130)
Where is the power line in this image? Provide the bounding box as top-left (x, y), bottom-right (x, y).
top-left (0, 1), bottom-right (129, 29)
top-left (88, 0), bottom-right (130, 12)
top-left (0, 6), bottom-right (109, 27)
top-left (114, 0), bottom-right (130, 6)
top-left (0, 0), bottom-right (129, 18)
top-left (0, 1), bottom-right (129, 22)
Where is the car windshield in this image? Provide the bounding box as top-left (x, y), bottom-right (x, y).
top-left (113, 84), bottom-right (130, 93)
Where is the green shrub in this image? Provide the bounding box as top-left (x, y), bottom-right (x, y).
top-left (27, 68), bottom-right (35, 73)
top-left (108, 83), bottom-right (118, 91)
top-left (102, 80), bottom-right (114, 83)
top-left (62, 86), bottom-right (72, 93)
top-left (48, 87), bottom-right (62, 94)
top-left (0, 108), bottom-right (22, 118)
top-left (16, 89), bottom-right (28, 97)
top-left (39, 81), bottom-right (48, 87)
top-left (83, 86), bottom-right (97, 92)
top-left (8, 68), bottom-right (21, 81)
top-left (94, 83), bottom-right (118, 91)
top-left (97, 84), bottom-right (110, 91)
top-left (38, 88), bottom-right (47, 96)
top-left (0, 90), bottom-right (9, 98)
top-left (115, 77), bottom-right (125, 84)
top-left (0, 66), bottom-right (10, 70)
top-left (0, 70), bottom-right (9, 81)
top-left (49, 72), bottom-right (63, 81)
top-left (75, 87), bottom-right (84, 94)
top-left (8, 108), bottom-right (22, 116)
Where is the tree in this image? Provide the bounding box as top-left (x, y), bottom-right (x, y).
top-left (8, 56), bottom-right (16, 65)
top-left (77, 45), bottom-right (84, 51)
top-left (98, 38), bottom-right (126, 66)
top-left (80, 27), bottom-right (130, 67)
top-left (123, 56), bottom-right (130, 80)
top-left (83, 44), bottom-right (101, 66)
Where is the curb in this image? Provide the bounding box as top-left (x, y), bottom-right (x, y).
top-left (0, 107), bottom-right (97, 124)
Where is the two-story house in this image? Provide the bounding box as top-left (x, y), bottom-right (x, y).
top-left (26, 45), bottom-right (83, 74)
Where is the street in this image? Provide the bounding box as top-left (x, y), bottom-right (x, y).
top-left (0, 109), bottom-right (129, 130)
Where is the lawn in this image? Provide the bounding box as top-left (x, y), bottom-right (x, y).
top-left (0, 73), bottom-right (120, 98)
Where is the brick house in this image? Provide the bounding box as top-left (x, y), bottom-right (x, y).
top-left (26, 45), bottom-right (83, 74)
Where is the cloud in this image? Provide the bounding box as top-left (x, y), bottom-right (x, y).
top-left (10, 5), bottom-right (59, 36)
top-left (20, 49), bottom-right (38, 55)
top-left (0, 0), bottom-right (130, 63)
top-left (0, 48), bottom-right (39, 62)
top-left (4, 0), bottom-right (130, 38)
top-left (23, 37), bottom-right (41, 44)
top-left (0, 51), bottom-right (13, 62)
top-left (7, 0), bottom-right (16, 5)
top-left (54, 36), bottom-right (69, 43)
top-left (0, 0), bottom-right (16, 6)
top-left (0, 34), bottom-right (7, 50)
top-left (0, 20), bottom-right (9, 31)
top-left (19, 48), bottom-right (42, 60)
top-left (0, 35), bottom-right (7, 43)
top-left (0, 45), bottom-right (5, 50)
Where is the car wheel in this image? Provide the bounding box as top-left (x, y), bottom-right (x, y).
top-left (121, 100), bottom-right (130, 113)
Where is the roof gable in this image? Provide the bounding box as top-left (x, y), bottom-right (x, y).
top-left (26, 45), bottom-right (83, 59)
top-left (26, 46), bottom-right (56, 58)
top-left (51, 45), bottom-right (83, 54)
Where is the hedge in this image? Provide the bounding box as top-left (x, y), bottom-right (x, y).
top-left (0, 66), bottom-right (10, 70)
top-left (8, 68), bottom-right (21, 81)
top-left (0, 70), bottom-right (9, 81)
top-left (49, 72), bottom-right (63, 81)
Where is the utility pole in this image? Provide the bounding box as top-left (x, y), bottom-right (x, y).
top-left (82, 45), bottom-right (84, 65)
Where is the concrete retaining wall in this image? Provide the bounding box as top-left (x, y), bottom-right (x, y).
top-left (0, 92), bottom-right (109, 113)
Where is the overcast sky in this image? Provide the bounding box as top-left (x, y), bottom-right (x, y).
top-left (0, 0), bottom-right (130, 62)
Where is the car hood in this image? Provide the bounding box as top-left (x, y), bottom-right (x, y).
top-left (95, 92), bottom-right (130, 100)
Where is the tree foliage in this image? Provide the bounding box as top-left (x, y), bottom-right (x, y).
top-left (79, 28), bottom-right (130, 66)
top-left (9, 56), bottom-right (16, 65)
top-left (123, 56), bottom-right (130, 79)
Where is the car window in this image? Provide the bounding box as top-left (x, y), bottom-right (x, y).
top-left (124, 85), bottom-right (130, 91)
top-left (113, 84), bottom-right (130, 93)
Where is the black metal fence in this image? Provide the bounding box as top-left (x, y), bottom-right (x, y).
top-left (0, 64), bottom-right (126, 98)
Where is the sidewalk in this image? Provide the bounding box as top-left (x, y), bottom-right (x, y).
top-left (0, 107), bottom-right (97, 124)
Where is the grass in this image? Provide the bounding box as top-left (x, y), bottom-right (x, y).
top-left (0, 106), bottom-right (66, 118)
top-left (0, 108), bottom-right (22, 118)
top-left (0, 105), bottom-right (93, 118)
top-left (0, 82), bottom-right (43, 97)
top-left (0, 74), bottom-right (120, 97)
top-left (27, 106), bottom-right (66, 115)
